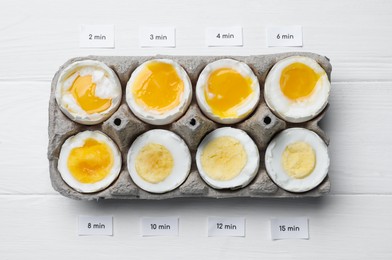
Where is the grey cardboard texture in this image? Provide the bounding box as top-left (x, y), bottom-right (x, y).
top-left (48, 52), bottom-right (331, 200)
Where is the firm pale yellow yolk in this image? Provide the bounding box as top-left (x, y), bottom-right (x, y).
top-left (132, 62), bottom-right (184, 113)
top-left (67, 138), bottom-right (114, 184)
top-left (282, 141), bottom-right (316, 179)
top-left (280, 62), bottom-right (320, 101)
top-left (205, 68), bottom-right (253, 118)
top-left (70, 75), bottom-right (112, 114)
top-left (135, 143), bottom-right (174, 184)
top-left (201, 136), bottom-right (247, 181)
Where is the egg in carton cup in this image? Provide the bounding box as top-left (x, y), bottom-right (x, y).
top-left (48, 53), bottom-right (332, 200)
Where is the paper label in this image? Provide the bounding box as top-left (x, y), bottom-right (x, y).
top-left (79, 24), bottom-right (115, 48)
top-left (270, 217), bottom-right (309, 240)
top-left (206, 26), bottom-right (243, 46)
top-left (139, 27), bottom-right (176, 47)
top-left (141, 217), bottom-right (179, 236)
top-left (266, 26), bottom-right (303, 47)
top-left (208, 217), bottom-right (245, 237)
top-left (78, 216), bottom-right (113, 236)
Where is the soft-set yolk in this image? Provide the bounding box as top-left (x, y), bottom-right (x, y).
top-left (282, 141), bottom-right (316, 179)
top-left (205, 68), bottom-right (253, 118)
top-left (132, 62), bottom-right (184, 113)
top-left (70, 75), bottom-right (112, 114)
top-left (201, 136), bottom-right (247, 181)
top-left (135, 143), bottom-right (174, 184)
top-left (67, 138), bottom-right (114, 184)
top-left (280, 62), bottom-right (321, 101)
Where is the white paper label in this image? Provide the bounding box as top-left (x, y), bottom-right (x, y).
top-left (208, 217), bottom-right (245, 237)
top-left (270, 217), bottom-right (309, 240)
top-left (266, 26), bottom-right (303, 47)
top-left (78, 216), bottom-right (113, 236)
top-left (206, 26), bottom-right (243, 46)
top-left (80, 24), bottom-right (115, 48)
top-left (139, 27), bottom-right (176, 47)
top-left (141, 217), bottom-right (179, 236)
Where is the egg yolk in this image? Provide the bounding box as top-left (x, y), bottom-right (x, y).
top-left (205, 68), bottom-right (253, 118)
top-left (135, 143), bottom-right (174, 184)
top-left (67, 138), bottom-right (114, 184)
top-left (282, 141), bottom-right (316, 179)
top-left (132, 62), bottom-right (184, 113)
top-left (280, 62), bottom-right (321, 101)
top-left (70, 75), bottom-right (112, 114)
top-left (201, 136), bottom-right (247, 181)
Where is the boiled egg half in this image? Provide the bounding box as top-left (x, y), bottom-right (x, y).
top-left (264, 56), bottom-right (331, 123)
top-left (196, 127), bottom-right (259, 189)
top-left (196, 59), bottom-right (260, 124)
top-left (127, 129), bottom-right (191, 193)
top-left (58, 130), bottom-right (122, 193)
top-left (265, 128), bottom-right (329, 193)
top-left (55, 60), bottom-right (122, 125)
top-left (126, 59), bottom-right (192, 125)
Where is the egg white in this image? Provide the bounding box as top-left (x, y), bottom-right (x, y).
top-left (58, 130), bottom-right (122, 193)
top-left (196, 59), bottom-right (260, 124)
top-left (126, 59), bottom-right (192, 125)
top-left (196, 127), bottom-right (259, 189)
top-left (55, 60), bottom-right (122, 125)
top-left (264, 56), bottom-right (330, 123)
top-left (127, 129), bottom-right (191, 193)
top-left (265, 128), bottom-right (329, 193)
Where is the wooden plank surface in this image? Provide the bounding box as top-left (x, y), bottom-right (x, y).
top-left (0, 195), bottom-right (391, 259)
top-left (0, 0), bottom-right (391, 82)
top-left (1, 0), bottom-right (392, 259)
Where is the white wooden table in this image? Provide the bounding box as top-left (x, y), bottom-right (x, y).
top-left (1, 0), bottom-right (392, 259)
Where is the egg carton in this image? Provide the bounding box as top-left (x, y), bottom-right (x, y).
top-left (48, 52), bottom-right (332, 200)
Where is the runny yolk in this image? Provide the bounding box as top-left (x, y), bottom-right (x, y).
top-left (70, 75), bottom-right (112, 114)
top-left (205, 68), bottom-right (253, 118)
top-left (280, 62), bottom-right (320, 101)
top-left (67, 138), bottom-right (114, 184)
top-left (132, 62), bottom-right (184, 113)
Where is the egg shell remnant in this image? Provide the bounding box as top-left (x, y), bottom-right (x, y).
top-left (48, 53), bottom-right (331, 200)
top-left (55, 60), bottom-right (122, 125)
top-left (196, 127), bottom-right (260, 189)
top-left (264, 56), bottom-right (331, 123)
top-left (57, 130), bottom-right (122, 193)
top-left (196, 59), bottom-right (260, 124)
top-left (126, 59), bottom-right (192, 125)
top-left (265, 128), bottom-right (330, 193)
top-left (127, 129), bottom-right (191, 194)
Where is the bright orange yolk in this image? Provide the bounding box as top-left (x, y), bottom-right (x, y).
top-left (280, 62), bottom-right (320, 101)
top-left (67, 138), bottom-right (114, 184)
top-left (205, 68), bottom-right (253, 118)
top-left (132, 62), bottom-right (184, 113)
top-left (70, 75), bottom-right (112, 114)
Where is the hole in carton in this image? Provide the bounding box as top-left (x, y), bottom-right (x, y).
top-left (114, 118), bottom-right (122, 126)
top-left (263, 116), bottom-right (271, 125)
top-left (189, 118), bottom-right (197, 126)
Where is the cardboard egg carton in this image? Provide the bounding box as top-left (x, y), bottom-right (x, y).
top-left (48, 52), bottom-right (332, 200)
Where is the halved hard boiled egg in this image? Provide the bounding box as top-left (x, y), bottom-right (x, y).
top-left (196, 59), bottom-right (260, 124)
top-left (265, 128), bottom-right (329, 193)
top-left (58, 130), bottom-right (122, 193)
top-left (55, 60), bottom-right (122, 125)
top-left (264, 56), bottom-right (331, 123)
top-left (126, 59), bottom-right (192, 125)
top-left (196, 127), bottom-right (259, 189)
top-left (127, 129), bottom-right (191, 193)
